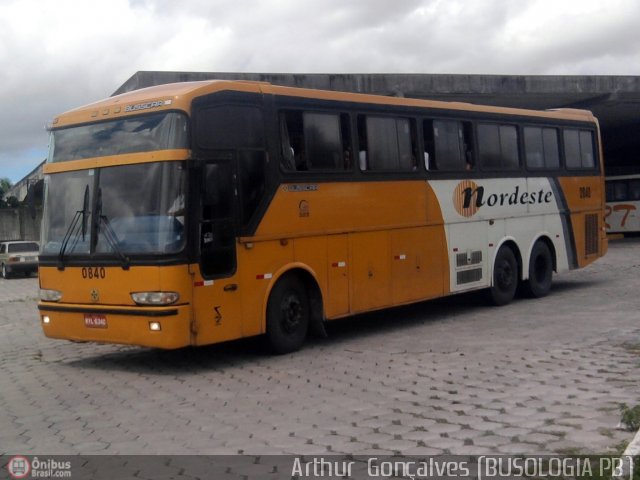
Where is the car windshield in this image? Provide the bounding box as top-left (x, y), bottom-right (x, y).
top-left (49, 112), bottom-right (188, 162)
top-left (41, 161), bottom-right (186, 258)
top-left (8, 243), bottom-right (39, 253)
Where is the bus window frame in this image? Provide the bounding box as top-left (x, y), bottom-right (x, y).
top-left (422, 117), bottom-right (477, 175)
top-left (278, 109), bottom-right (353, 174)
top-left (522, 125), bottom-right (562, 172)
top-left (476, 121), bottom-right (522, 173)
top-left (562, 127), bottom-right (598, 172)
top-left (355, 113), bottom-right (420, 174)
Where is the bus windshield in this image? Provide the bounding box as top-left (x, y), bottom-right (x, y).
top-left (49, 112), bottom-right (189, 162)
top-left (41, 161), bottom-right (186, 258)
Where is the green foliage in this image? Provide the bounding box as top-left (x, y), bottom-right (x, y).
top-left (0, 177), bottom-right (13, 208)
top-left (620, 403), bottom-right (640, 431)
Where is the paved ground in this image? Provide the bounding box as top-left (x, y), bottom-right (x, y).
top-left (0, 239), bottom-right (639, 456)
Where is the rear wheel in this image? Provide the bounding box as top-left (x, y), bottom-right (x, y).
top-left (266, 274), bottom-right (309, 354)
top-left (523, 241), bottom-right (553, 298)
top-left (488, 246), bottom-right (518, 306)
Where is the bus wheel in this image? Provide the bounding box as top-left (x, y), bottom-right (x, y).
top-left (524, 241), bottom-right (553, 298)
top-left (488, 246), bottom-right (518, 306)
top-left (266, 274), bottom-right (309, 354)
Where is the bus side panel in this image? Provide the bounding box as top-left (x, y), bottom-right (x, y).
top-left (238, 239), bottom-right (295, 338)
top-left (326, 234), bottom-right (349, 318)
top-left (350, 231), bottom-right (392, 313)
top-left (557, 176), bottom-right (607, 267)
top-left (191, 268), bottom-right (244, 347)
top-left (293, 234), bottom-right (329, 309)
top-left (605, 202), bottom-right (640, 233)
top-left (390, 226), bottom-right (446, 304)
top-left (254, 181), bottom-right (429, 238)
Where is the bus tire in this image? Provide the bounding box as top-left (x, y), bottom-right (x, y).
top-left (524, 241), bottom-right (553, 298)
top-left (488, 245), bottom-right (518, 306)
top-left (266, 274), bottom-right (309, 354)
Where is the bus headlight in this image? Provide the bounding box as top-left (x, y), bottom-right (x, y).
top-left (40, 289), bottom-right (62, 302)
top-left (131, 291), bottom-right (179, 306)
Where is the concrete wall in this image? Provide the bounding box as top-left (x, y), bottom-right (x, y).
top-left (0, 207), bottom-right (43, 242)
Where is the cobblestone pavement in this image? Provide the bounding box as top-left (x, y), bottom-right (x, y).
top-left (0, 239), bottom-right (639, 456)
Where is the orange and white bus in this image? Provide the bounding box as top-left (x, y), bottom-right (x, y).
top-left (39, 80), bottom-right (607, 353)
top-left (605, 173), bottom-right (640, 234)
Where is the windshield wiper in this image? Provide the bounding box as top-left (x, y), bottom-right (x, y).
top-left (95, 188), bottom-right (130, 270)
top-left (57, 185), bottom-right (90, 270)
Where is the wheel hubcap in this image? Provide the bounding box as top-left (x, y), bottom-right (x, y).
top-left (498, 260), bottom-right (514, 289)
top-left (280, 292), bottom-right (302, 334)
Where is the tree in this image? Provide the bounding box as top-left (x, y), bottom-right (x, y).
top-left (0, 177), bottom-right (13, 208)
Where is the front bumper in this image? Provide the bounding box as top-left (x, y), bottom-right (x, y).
top-left (6, 261), bottom-right (38, 275)
top-left (38, 302), bottom-right (192, 349)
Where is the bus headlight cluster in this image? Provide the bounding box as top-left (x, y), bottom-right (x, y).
top-left (130, 291), bottom-right (179, 306)
top-left (40, 289), bottom-right (62, 302)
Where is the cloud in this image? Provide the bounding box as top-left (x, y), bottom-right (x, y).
top-left (1, 0), bottom-right (639, 182)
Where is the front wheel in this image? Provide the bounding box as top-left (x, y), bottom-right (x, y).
top-left (488, 246), bottom-right (518, 306)
top-left (523, 241), bottom-right (553, 298)
top-left (1, 263), bottom-right (8, 279)
top-left (266, 275), bottom-right (309, 354)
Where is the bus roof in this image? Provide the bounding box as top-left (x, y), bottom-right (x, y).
top-left (50, 79), bottom-right (599, 129)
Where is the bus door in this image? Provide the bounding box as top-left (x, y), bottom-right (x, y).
top-left (190, 98), bottom-right (270, 344)
top-left (192, 158), bottom-right (244, 344)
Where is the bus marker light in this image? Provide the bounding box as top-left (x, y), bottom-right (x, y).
top-left (149, 322), bottom-right (162, 332)
top-left (394, 254), bottom-right (407, 261)
top-left (194, 280), bottom-right (214, 287)
top-left (256, 273), bottom-right (273, 280)
top-left (42, 316), bottom-right (51, 324)
top-left (331, 261), bottom-right (346, 268)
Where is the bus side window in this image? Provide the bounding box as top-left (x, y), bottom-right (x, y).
top-left (614, 181), bottom-right (628, 201)
top-left (239, 151), bottom-right (266, 225)
top-left (280, 111), bottom-right (306, 171)
top-left (478, 123), bottom-right (519, 170)
top-left (357, 115), bottom-right (416, 171)
top-left (303, 112), bottom-right (344, 170)
top-left (280, 110), bottom-right (352, 172)
top-left (357, 116), bottom-right (368, 170)
top-left (428, 119), bottom-right (473, 171)
top-left (564, 129), bottom-right (596, 170)
top-left (524, 127), bottom-right (560, 170)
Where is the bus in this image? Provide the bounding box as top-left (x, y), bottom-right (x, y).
top-left (38, 80), bottom-right (607, 353)
top-left (605, 173), bottom-right (640, 234)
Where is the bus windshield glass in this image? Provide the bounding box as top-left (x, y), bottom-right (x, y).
top-left (41, 161), bottom-right (186, 258)
top-left (49, 112), bottom-right (189, 162)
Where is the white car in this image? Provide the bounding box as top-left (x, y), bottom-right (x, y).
top-left (0, 240), bottom-right (39, 279)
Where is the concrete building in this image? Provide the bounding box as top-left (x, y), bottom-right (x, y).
top-left (116, 72), bottom-right (640, 171)
top-left (4, 160), bottom-right (45, 204)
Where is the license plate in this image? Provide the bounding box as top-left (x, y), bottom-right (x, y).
top-left (84, 313), bottom-right (107, 329)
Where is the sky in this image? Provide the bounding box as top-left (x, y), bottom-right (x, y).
top-left (1, 0), bottom-right (639, 184)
